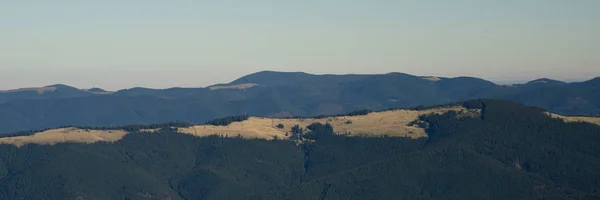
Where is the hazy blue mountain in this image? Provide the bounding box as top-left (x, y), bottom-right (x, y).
top-left (505, 77), bottom-right (600, 116)
top-left (84, 87), bottom-right (110, 93)
top-left (113, 87), bottom-right (211, 99)
top-left (582, 77), bottom-right (600, 87)
top-left (525, 78), bottom-right (567, 86)
top-left (0, 71), bottom-right (598, 134)
top-left (228, 70), bottom-right (371, 86)
top-left (0, 84), bottom-right (100, 103)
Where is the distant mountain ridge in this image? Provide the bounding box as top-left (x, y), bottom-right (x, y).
top-left (228, 71), bottom-right (373, 86)
top-left (0, 71), bottom-right (598, 134)
top-left (525, 78), bottom-right (567, 85)
top-left (1, 71), bottom-right (588, 97)
top-left (0, 84), bottom-right (113, 103)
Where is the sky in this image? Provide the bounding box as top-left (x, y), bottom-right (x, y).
top-left (1, 0), bottom-right (599, 90)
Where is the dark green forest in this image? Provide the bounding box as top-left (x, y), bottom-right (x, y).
top-left (0, 100), bottom-right (599, 199)
top-left (204, 115), bottom-right (249, 126)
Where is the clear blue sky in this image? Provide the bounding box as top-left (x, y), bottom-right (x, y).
top-left (1, 0), bottom-right (599, 90)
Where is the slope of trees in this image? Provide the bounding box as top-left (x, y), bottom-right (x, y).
top-left (204, 115), bottom-right (249, 126)
top-left (0, 100), bottom-right (599, 199)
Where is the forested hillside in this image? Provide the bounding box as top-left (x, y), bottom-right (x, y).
top-left (0, 100), bottom-right (599, 199)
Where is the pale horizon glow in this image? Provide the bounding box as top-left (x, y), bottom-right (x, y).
top-left (1, 0), bottom-right (599, 90)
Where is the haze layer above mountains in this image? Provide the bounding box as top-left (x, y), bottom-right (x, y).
top-left (0, 71), bottom-right (599, 134)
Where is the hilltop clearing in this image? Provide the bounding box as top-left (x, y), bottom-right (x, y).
top-left (1, 101), bottom-right (598, 148)
top-left (545, 112), bottom-right (600, 126)
top-left (0, 106), bottom-right (479, 146)
top-left (178, 106), bottom-right (479, 139)
top-left (0, 128), bottom-right (126, 147)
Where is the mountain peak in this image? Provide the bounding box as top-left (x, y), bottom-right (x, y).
top-left (582, 77), bottom-right (600, 86)
top-left (587, 77), bottom-right (600, 82)
top-left (0, 86), bottom-right (58, 94)
top-left (229, 71), bottom-right (317, 86)
top-left (45, 84), bottom-right (78, 89)
top-left (83, 88), bottom-right (114, 94)
top-left (85, 88), bottom-right (108, 93)
top-left (525, 78), bottom-right (566, 85)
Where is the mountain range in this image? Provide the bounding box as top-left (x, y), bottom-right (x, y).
top-left (0, 71), bottom-right (598, 135)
